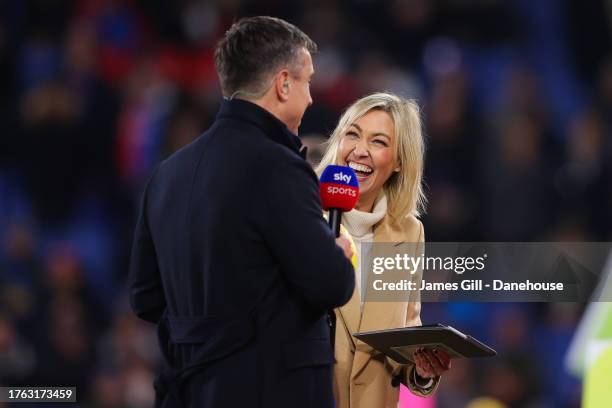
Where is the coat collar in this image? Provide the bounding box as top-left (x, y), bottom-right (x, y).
top-left (336, 215), bottom-right (402, 347)
top-left (216, 98), bottom-right (305, 158)
top-left (336, 214), bottom-right (411, 348)
top-left (343, 215), bottom-right (419, 380)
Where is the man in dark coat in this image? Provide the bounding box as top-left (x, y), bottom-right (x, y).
top-left (128, 16), bottom-right (355, 408)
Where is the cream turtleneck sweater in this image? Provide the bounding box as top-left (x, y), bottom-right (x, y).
top-left (341, 194), bottom-right (387, 309)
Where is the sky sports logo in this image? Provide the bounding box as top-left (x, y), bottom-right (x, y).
top-left (326, 185), bottom-right (358, 197)
top-left (319, 167), bottom-right (359, 187)
top-left (319, 165), bottom-right (360, 211)
top-left (333, 172), bottom-right (353, 184)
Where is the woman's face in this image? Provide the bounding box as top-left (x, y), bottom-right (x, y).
top-left (337, 109), bottom-right (399, 208)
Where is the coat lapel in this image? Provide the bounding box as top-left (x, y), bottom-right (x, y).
top-left (337, 284), bottom-right (361, 351)
top-left (337, 216), bottom-right (396, 350)
top-left (350, 216), bottom-right (405, 380)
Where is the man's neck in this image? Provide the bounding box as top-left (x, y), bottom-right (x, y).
top-left (238, 94), bottom-right (289, 133)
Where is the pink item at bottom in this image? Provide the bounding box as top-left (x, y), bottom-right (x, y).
top-left (399, 384), bottom-right (436, 408)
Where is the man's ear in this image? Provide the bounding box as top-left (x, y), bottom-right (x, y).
top-left (275, 70), bottom-right (290, 102)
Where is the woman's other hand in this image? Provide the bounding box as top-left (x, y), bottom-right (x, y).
top-left (413, 348), bottom-right (451, 378)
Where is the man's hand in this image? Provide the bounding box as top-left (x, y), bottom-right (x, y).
top-left (335, 235), bottom-right (354, 261)
top-left (413, 348), bottom-right (451, 378)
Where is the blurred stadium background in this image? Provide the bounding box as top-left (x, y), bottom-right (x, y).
top-left (1, 0), bottom-right (612, 407)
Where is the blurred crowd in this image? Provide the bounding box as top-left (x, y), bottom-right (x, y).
top-left (1, 0), bottom-right (611, 407)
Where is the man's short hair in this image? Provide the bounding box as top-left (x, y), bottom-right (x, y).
top-left (214, 16), bottom-right (317, 98)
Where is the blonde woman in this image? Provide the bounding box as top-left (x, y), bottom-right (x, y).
top-left (317, 93), bottom-right (450, 408)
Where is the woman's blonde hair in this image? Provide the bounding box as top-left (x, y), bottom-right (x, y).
top-left (316, 92), bottom-right (426, 220)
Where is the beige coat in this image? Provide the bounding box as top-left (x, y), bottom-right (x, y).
top-left (333, 215), bottom-right (440, 408)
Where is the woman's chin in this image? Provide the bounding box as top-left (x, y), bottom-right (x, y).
top-left (356, 173), bottom-right (372, 184)
top-left (357, 185), bottom-right (375, 200)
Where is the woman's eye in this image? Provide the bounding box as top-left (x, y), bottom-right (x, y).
top-left (373, 139), bottom-right (388, 146)
top-left (345, 131), bottom-right (359, 139)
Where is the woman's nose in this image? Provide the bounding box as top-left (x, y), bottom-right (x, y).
top-left (352, 140), bottom-right (369, 157)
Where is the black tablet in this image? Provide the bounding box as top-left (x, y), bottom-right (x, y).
top-left (353, 324), bottom-right (496, 364)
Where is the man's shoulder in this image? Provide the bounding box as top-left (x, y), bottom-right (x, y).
top-left (157, 119), bottom-right (311, 183)
top-left (217, 118), bottom-right (300, 156)
top-left (216, 126), bottom-right (310, 180)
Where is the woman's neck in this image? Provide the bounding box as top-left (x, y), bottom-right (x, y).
top-left (355, 195), bottom-right (376, 213)
top-left (343, 194), bottom-right (387, 239)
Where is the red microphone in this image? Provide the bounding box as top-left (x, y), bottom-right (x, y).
top-left (319, 165), bottom-right (360, 237)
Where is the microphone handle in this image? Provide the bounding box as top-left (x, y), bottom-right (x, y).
top-left (328, 208), bottom-right (342, 237)
top-left (327, 207), bottom-right (343, 350)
